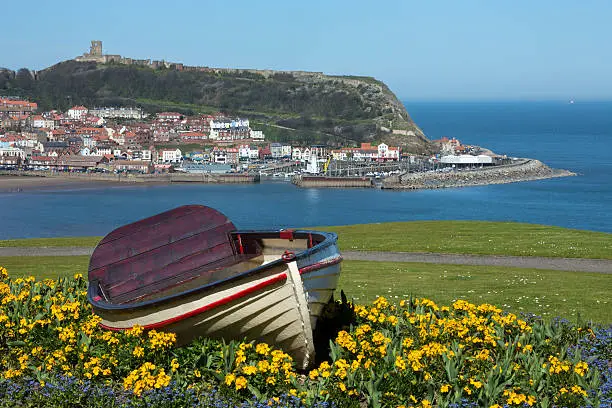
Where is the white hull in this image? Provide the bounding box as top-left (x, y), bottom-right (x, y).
top-left (97, 261), bottom-right (315, 369)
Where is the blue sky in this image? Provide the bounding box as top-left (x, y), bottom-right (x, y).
top-left (2, 0), bottom-right (611, 100)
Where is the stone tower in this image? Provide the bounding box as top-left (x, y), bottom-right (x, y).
top-left (90, 40), bottom-right (102, 56)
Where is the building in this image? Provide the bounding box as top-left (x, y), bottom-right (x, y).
top-left (157, 112), bottom-right (182, 122)
top-left (179, 131), bottom-right (207, 142)
top-left (250, 129), bottom-right (265, 140)
top-left (54, 155), bottom-right (105, 171)
top-left (89, 107), bottom-right (146, 120)
top-left (179, 163), bottom-right (231, 174)
top-left (30, 115), bottom-right (55, 129)
top-left (111, 160), bottom-right (153, 173)
top-left (270, 143), bottom-right (283, 159)
top-left (0, 98), bottom-right (37, 114)
top-left (67, 106), bottom-right (89, 120)
top-left (209, 118), bottom-right (251, 140)
top-left (159, 148), bottom-right (182, 163)
top-left (0, 146), bottom-right (25, 166)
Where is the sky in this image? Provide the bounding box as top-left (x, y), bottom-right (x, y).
top-left (1, 0), bottom-right (611, 101)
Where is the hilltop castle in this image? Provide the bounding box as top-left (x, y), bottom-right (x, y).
top-left (73, 40), bottom-right (324, 78)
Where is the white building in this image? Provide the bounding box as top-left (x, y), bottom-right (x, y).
top-left (160, 148), bottom-right (182, 163)
top-left (250, 129), bottom-right (265, 140)
top-left (238, 145), bottom-right (252, 160)
top-left (90, 107), bottom-right (146, 120)
top-left (94, 147), bottom-right (112, 156)
top-left (67, 106), bottom-right (89, 120)
top-left (31, 116), bottom-right (55, 129)
top-left (210, 118), bottom-right (250, 131)
top-left (270, 143), bottom-right (283, 158)
top-left (132, 150), bottom-right (152, 161)
top-left (0, 146), bottom-right (25, 160)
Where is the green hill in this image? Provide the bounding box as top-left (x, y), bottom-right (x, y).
top-left (0, 61), bottom-right (433, 152)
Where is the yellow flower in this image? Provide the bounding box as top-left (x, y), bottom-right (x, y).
top-left (234, 376), bottom-right (248, 390)
top-left (574, 361), bottom-right (588, 376)
top-left (133, 347), bottom-right (145, 358)
top-left (225, 373), bottom-right (235, 385)
top-left (242, 365), bottom-right (257, 375)
top-left (256, 343), bottom-right (271, 355)
top-left (170, 358), bottom-right (179, 372)
top-left (440, 384), bottom-right (451, 393)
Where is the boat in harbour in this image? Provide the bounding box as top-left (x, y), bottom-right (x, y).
top-left (87, 205), bottom-right (342, 369)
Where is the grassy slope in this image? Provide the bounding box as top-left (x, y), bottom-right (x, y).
top-left (1, 256), bottom-right (609, 323)
top-left (2, 221), bottom-right (611, 259)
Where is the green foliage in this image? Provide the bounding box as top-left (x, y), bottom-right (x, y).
top-left (0, 61), bottom-right (430, 149)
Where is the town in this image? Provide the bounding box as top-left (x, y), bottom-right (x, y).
top-left (0, 95), bottom-right (503, 181)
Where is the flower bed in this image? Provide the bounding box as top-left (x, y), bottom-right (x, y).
top-left (0, 266), bottom-right (609, 407)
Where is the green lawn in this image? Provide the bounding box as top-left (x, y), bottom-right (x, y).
top-left (0, 256), bottom-right (90, 280)
top-left (337, 261), bottom-right (612, 324)
top-left (0, 237), bottom-right (102, 248)
top-left (1, 256), bottom-right (610, 324)
top-left (2, 221), bottom-right (611, 260)
top-left (317, 221), bottom-right (612, 259)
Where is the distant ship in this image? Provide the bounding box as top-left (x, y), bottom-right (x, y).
top-left (569, 99), bottom-right (575, 104)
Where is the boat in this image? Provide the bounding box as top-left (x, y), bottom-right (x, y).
top-left (87, 205), bottom-right (342, 369)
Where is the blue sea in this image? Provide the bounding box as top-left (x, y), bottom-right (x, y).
top-left (0, 101), bottom-right (610, 239)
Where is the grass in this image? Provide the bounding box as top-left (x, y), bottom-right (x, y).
top-left (336, 261), bottom-right (612, 324)
top-left (0, 256), bottom-right (90, 280)
top-left (2, 221), bottom-right (611, 260)
top-left (0, 237), bottom-right (102, 248)
top-left (316, 220), bottom-right (612, 259)
top-left (1, 255), bottom-right (610, 323)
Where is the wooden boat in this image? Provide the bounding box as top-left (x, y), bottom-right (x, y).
top-left (87, 205), bottom-right (342, 369)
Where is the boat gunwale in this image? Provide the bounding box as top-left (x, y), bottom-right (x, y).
top-left (87, 229), bottom-right (338, 312)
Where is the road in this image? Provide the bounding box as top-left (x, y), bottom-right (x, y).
top-left (0, 247), bottom-right (610, 273)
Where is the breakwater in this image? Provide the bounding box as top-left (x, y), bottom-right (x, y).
top-left (292, 175), bottom-right (373, 188)
top-left (0, 171), bottom-right (260, 184)
top-left (382, 159), bottom-right (576, 190)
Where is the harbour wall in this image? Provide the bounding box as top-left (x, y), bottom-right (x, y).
top-left (0, 171), bottom-right (260, 184)
top-left (382, 159), bottom-right (576, 190)
top-left (292, 175), bottom-right (373, 188)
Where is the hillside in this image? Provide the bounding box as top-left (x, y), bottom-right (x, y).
top-left (0, 61), bottom-right (433, 152)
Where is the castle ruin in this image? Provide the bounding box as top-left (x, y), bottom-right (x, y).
top-left (73, 40), bottom-right (327, 80)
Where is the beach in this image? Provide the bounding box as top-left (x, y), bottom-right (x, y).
top-left (0, 175), bottom-right (118, 193)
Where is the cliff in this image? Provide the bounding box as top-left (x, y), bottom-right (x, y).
top-left (0, 62), bottom-right (433, 153)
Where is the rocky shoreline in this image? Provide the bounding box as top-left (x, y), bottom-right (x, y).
top-left (382, 159), bottom-right (576, 190)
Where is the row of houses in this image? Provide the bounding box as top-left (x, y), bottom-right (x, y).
top-left (0, 98), bottom-right (267, 148)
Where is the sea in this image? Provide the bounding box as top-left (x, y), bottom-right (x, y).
top-left (1, 101), bottom-right (610, 239)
